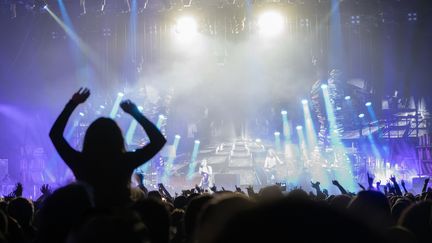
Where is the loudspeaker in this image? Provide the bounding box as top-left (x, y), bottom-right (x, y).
top-left (214, 174), bottom-right (240, 190)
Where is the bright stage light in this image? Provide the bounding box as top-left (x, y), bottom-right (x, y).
top-left (344, 96), bottom-right (351, 100)
top-left (194, 140), bottom-right (200, 144)
top-left (118, 92), bottom-right (124, 97)
top-left (159, 114), bottom-right (165, 119)
top-left (281, 110), bottom-right (287, 115)
top-left (175, 16), bottom-right (198, 38)
top-left (321, 84), bottom-right (328, 89)
top-left (255, 138), bottom-right (261, 143)
top-left (100, 105), bottom-right (105, 109)
top-left (175, 134), bottom-right (181, 139)
top-left (258, 11), bottom-right (285, 37)
top-left (274, 131), bottom-right (281, 136)
top-left (301, 99), bottom-right (308, 105)
top-left (365, 101), bottom-right (372, 107)
top-left (296, 125), bottom-right (303, 130)
top-left (138, 106), bottom-right (144, 111)
top-left (358, 113), bottom-right (365, 118)
top-left (43, 5), bottom-right (48, 10)
top-left (79, 112), bottom-right (84, 117)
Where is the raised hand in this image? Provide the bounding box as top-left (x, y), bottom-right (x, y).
top-left (390, 175), bottom-right (397, 183)
top-left (422, 177), bottom-right (430, 194)
top-left (195, 184), bottom-right (202, 193)
top-left (358, 183), bottom-right (366, 191)
top-left (401, 179), bottom-right (408, 194)
top-left (120, 99), bottom-right (139, 114)
top-left (40, 184), bottom-right (52, 195)
top-left (210, 184), bottom-right (217, 192)
top-left (367, 172), bottom-right (374, 189)
top-left (311, 181), bottom-right (320, 189)
top-left (71, 88), bottom-right (90, 104)
top-left (14, 183), bottom-right (23, 197)
top-left (323, 189), bottom-right (329, 197)
top-left (246, 185), bottom-right (254, 192)
top-left (332, 180), bottom-right (340, 186)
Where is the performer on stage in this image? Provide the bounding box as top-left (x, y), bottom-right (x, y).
top-left (198, 159), bottom-right (213, 190)
top-left (264, 149), bottom-right (283, 184)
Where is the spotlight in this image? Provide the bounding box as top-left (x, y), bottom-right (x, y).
top-left (274, 132), bottom-right (280, 136)
top-left (281, 110), bottom-right (288, 115)
top-left (175, 16), bottom-right (198, 36)
top-left (194, 140), bottom-right (200, 144)
top-left (79, 112), bottom-right (85, 117)
top-left (321, 84), bottom-right (328, 89)
top-left (175, 134), bottom-right (181, 139)
top-left (159, 114), bottom-right (165, 119)
top-left (100, 105), bottom-right (105, 109)
top-left (301, 99), bottom-right (308, 105)
top-left (257, 11), bottom-right (285, 37)
top-left (365, 102), bottom-right (372, 107)
top-left (118, 92), bottom-right (124, 97)
top-left (358, 113), bottom-right (365, 118)
top-left (344, 96), bottom-right (351, 100)
top-left (43, 5), bottom-right (48, 10)
top-left (255, 138), bottom-right (261, 143)
top-left (138, 106), bottom-right (144, 111)
top-left (296, 125), bottom-right (303, 130)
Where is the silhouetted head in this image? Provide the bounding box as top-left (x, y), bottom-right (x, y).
top-left (329, 194), bottom-right (352, 210)
top-left (83, 118), bottom-right (125, 156)
top-left (7, 197), bottom-right (34, 227)
top-left (215, 197), bottom-right (384, 243)
top-left (184, 194), bottom-right (213, 238)
top-left (36, 183), bottom-right (94, 243)
top-left (195, 194), bottom-right (254, 243)
top-left (132, 199), bottom-right (171, 243)
top-left (348, 190), bottom-right (392, 231)
top-left (67, 210), bottom-right (149, 243)
top-left (398, 201), bottom-right (432, 243)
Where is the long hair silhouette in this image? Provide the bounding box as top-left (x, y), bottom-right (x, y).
top-left (50, 88), bottom-right (166, 207)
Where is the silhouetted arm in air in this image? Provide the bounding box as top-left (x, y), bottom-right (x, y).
top-left (422, 177), bottom-right (429, 194)
top-left (401, 180), bottom-right (408, 194)
top-left (332, 180), bottom-right (348, 195)
top-left (49, 88), bottom-right (89, 168)
top-left (122, 100), bottom-right (167, 168)
top-left (311, 181), bottom-right (326, 200)
top-left (390, 175), bottom-right (402, 196)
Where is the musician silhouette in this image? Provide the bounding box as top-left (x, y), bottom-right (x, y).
top-left (198, 159), bottom-right (213, 190)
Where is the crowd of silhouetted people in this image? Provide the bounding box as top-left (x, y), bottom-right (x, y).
top-left (1, 88), bottom-right (431, 243)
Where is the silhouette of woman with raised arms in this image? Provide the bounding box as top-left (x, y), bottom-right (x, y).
top-left (49, 88), bottom-right (166, 207)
